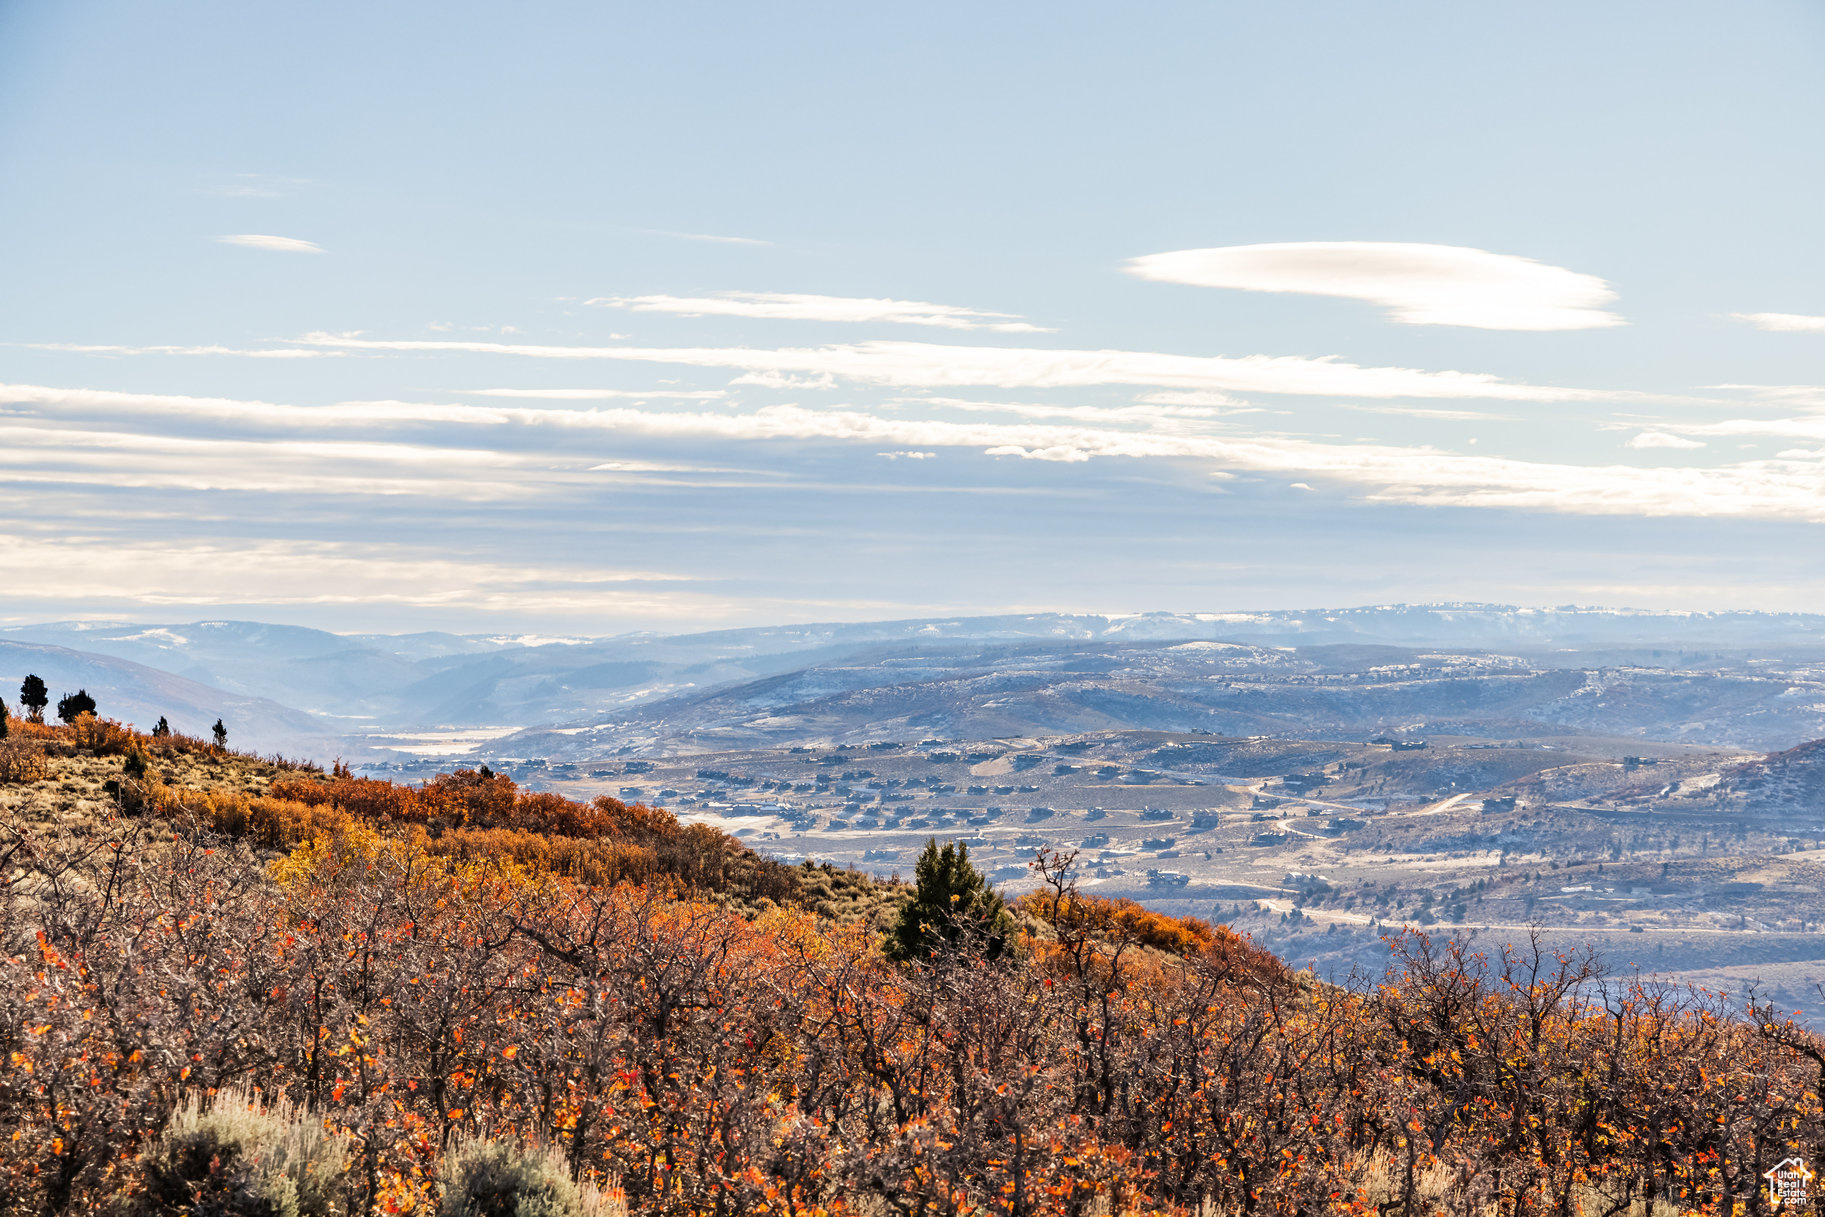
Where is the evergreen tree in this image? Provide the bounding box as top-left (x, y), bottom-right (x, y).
top-left (0, 700), bottom-right (7, 740)
top-left (152, 716), bottom-right (171, 738)
top-left (885, 838), bottom-right (1014, 963)
top-left (56, 688), bottom-right (97, 724)
top-left (19, 675), bottom-right (47, 723)
top-left (213, 718), bottom-right (228, 749)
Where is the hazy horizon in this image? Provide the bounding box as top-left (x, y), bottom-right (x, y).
top-left (10, 599), bottom-right (1825, 643)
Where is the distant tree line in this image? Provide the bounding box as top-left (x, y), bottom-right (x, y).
top-left (4, 674), bottom-right (228, 748)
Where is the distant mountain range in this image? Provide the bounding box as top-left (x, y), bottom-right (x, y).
top-left (2, 605), bottom-right (1823, 761)
top-left (488, 636), bottom-right (1825, 761)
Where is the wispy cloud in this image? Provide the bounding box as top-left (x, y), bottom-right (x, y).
top-left (1134, 390), bottom-right (1250, 409)
top-left (24, 342), bottom-right (327, 359)
top-left (1339, 404), bottom-right (1514, 421)
top-left (290, 333), bottom-right (1642, 402)
top-left (0, 535), bottom-right (702, 614)
top-left (217, 234), bottom-right (323, 253)
top-left (6, 382), bottom-right (1819, 523)
top-left (0, 384), bottom-right (532, 430)
top-left (1627, 431), bottom-right (1707, 450)
top-left (26, 331), bottom-right (1668, 404)
top-left (908, 396), bottom-right (1246, 424)
top-left (537, 406), bottom-right (1820, 521)
top-left (1710, 384), bottom-right (1825, 407)
top-left (984, 444), bottom-right (1091, 463)
top-left (0, 419), bottom-right (537, 499)
top-left (729, 370), bottom-right (837, 390)
top-left (1127, 241), bottom-right (1624, 331)
top-left (592, 291), bottom-right (1051, 333)
top-left (1734, 312), bottom-right (1825, 333)
top-left (636, 228), bottom-right (773, 247)
top-left (463, 388), bottom-right (725, 400)
top-left (586, 459), bottom-right (764, 474)
top-left (1612, 415), bottom-right (1825, 444)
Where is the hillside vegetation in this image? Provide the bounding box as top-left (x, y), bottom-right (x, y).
top-left (4, 718), bottom-right (1825, 1215)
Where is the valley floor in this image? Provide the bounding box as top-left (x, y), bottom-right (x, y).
top-left (496, 727), bottom-right (1825, 1019)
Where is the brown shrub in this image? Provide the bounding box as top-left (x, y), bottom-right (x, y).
top-left (420, 767), bottom-right (519, 824)
top-left (69, 713), bottom-right (135, 756)
top-left (588, 796), bottom-right (679, 841)
top-left (425, 827), bottom-right (667, 889)
top-left (271, 772), bottom-right (664, 842)
top-left (146, 785), bottom-right (348, 850)
top-left (1017, 889), bottom-right (1221, 956)
top-left (0, 739), bottom-right (47, 784)
top-left (195, 763), bottom-right (794, 905)
top-left (144, 729), bottom-right (216, 758)
top-left (272, 775), bottom-right (419, 822)
top-left (6, 718), bottom-right (62, 743)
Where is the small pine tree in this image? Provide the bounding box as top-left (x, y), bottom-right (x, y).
top-left (123, 741), bottom-right (151, 780)
top-left (0, 700), bottom-right (8, 740)
top-left (153, 716), bottom-right (172, 738)
top-left (19, 675), bottom-right (47, 723)
top-left (213, 718), bottom-right (228, 749)
top-left (56, 689), bottom-right (98, 725)
top-left (885, 839), bottom-right (1015, 963)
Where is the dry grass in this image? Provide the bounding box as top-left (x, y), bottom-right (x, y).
top-left (1029, 1154), bottom-right (1714, 1216)
top-left (0, 746), bottom-right (294, 839)
top-left (1342, 1150), bottom-right (1703, 1216)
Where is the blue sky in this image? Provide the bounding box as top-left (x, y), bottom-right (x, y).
top-left (2, 1), bottom-right (1823, 632)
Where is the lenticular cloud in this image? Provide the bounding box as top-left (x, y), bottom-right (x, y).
top-left (1126, 241), bottom-right (1623, 331)
top-left (216, 233), bottom-right (324, 254)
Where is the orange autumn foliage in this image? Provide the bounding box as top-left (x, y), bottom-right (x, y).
top-left (5, 731), bottom-right (1825, 1215)
top-left (138, 763), bottom-right (802, 905)
top-left (1017, 888), bottom-right (1227, 958)
top-left (269, 768), bottom-right (667, 839)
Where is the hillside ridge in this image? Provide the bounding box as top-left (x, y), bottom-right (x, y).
top-left (5, 713), bottom-right (1825, 1214)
